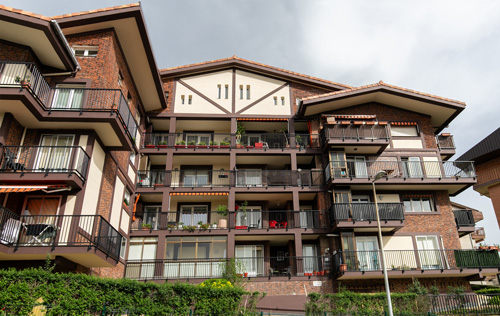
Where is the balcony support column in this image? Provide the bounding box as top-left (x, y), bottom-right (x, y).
top-left (294, 232), bottom-right (303, 275)
top-left (168, 117), bottom-right (177, 147)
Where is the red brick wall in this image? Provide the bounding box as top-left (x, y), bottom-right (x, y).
top-left (97, 154), bottom-right (117, 220)
top-left (3, 116), bottom-right (24, 146)
top-left (291, 83), bottom-right (335, 114)
top-left (90, 262), bottom-right (125, 279)
top-left (398, 191), bottom-right (461, 249)
top-left (0, 41), bottom-right (35, 62)
top-left (244, 280), bottom-right (333, 296)
top-left (488, 183), bottom-right (500, 229)
top-left (330, 103), bottom-right (437, 149)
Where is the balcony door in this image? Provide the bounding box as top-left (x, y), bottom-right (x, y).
top-left (299, 206), bottom-right (314, 228)
top-left (416, 236), bottom-right (443, 269)
top-left (236, 206), bottom-right (262, 228)
top-left (35, 135), bottom-right (74, 171)
top-left (52, 84), bottom-right (85, 109)
top-left (236, 169), bottom-right (262, 187)
top-left (183, 170), bottom-right (209, 187)
top-left (235, 245), bottom-right (264, 277)
top-left (347, 156), bottom-right (368, 178)
top-left (402, 157), bottom-right (423, 178)
top-left (356, 237), bottom-right (379, 271)
top-left (143, 206), bottom-right (160, 230)
top-left (330, 152), bottom-right (347, 178)
top-left (127, 237), bottom-right (157, 279)
top-left (351, 195), bottom-right (371, 220)
top-left (303, 244), bottom-right (319, 273)
top-left (180, 205), bottom-right (208, 226)
top-left (186, 133), bottom-right (210, 146)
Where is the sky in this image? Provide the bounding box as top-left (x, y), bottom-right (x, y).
top-left (4, 0), bottom-right (500, 244)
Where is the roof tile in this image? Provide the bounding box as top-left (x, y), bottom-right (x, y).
top-left (51, 3), bottom-right (139, 19)
top-left (0, 4), bottom-right (51, 21)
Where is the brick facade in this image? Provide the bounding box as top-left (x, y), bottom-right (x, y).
top-left (244, 279), bottom-right (333, 296)
top-left (290, 82), bottom-right (334, 114)
top-left (0, 41), bottom-right (35, 62)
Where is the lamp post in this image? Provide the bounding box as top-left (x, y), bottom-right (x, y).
top-left (372, 170), bottom-right (393, 316)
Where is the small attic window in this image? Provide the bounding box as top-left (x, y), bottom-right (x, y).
top-left (72, 45), bottom-right (98, 57)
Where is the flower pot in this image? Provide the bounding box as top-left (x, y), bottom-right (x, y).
top-left (175, 145), bottom-right (185, 148)
top-left (340, 264), bottom-right (347, 272)
top-left (220, 145), bottom-right (230, 149)
top-left (187, 145), bottom-right (196, 148)
top-left (244, 272), bottom-right (248, 277)
top-left (198, 145), bottom-right (208, 148)
top-left (158, 145), bottom-right (167, 148)
top-left (218, 219), bottom-right (227, 229)
top-left (146, 145), bottom-right (155, 148)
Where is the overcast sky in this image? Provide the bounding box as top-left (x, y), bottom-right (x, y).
top-left (5, 0), bottom-right (500, 244)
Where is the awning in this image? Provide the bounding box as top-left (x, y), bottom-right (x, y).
top-left (0, 185), bottom-right (70, 193)
top-left (390, 121), bottom-right (418, 126)
top-left (323, 114), bottom-right (377, 120)
top-left (237, 118), bottom-right (288, 121)
top-left (170, 192), bottom-right (229, 196)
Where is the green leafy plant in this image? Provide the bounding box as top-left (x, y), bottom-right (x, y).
top-left (216, 204), bottom-right (229, 216)
top-left (188, 140), bottom-right (196, 146)
top-left (176, 140), bottom-right (186, 145)
top-left (210, 141), bottom-right (218, 146)
top-left (158, 141), bottom-right (167, 145)
top-left (15, 76), bottom-right (21, 83)
top-left (198, 141), bottom-right (206, 146)
top-left (220, 140), bottom-right (230, 146)
top-left (141, 223), bottom-right (152, 229)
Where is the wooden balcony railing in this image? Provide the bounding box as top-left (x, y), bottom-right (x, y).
top-left (475, 167), bottom-right (500, 187)
top-left (332, 249), bottom-right (500, 274)
top-left (0, 206), bottom-right (122, 261)
top-left (125, 256), bottom-right (330, 280)
top-left (330, 203), bottom-right (404, 223)
top-left (324, 159), bottom-right (475, 182)
top-left (0, 145), bottom-right (90, 181)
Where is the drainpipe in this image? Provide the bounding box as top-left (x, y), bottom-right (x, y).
top-left (50, 20), bottom-right (81, 74)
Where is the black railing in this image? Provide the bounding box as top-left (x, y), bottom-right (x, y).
top-left (0, 61), bottom-right (137, 142)
top-left (330, 203), bottom-right (404, 222)
top-left (125, 256), bottom-right (330, 280)
top-left (0, 145), bottom-right (90, 181)
top-left (322, 124), bottom-right (389, 142)
top-left (136, 169), bottom-right (324, 188)
top-left (332, 249), bottom-right (500, 274)
top-left (436, 134), bottom-right (456, 150)
top-left (131, 210), bottom-right (330, 231)
top-left (294, 134), bottom-right (321, 148)
top-left (453, 209), bottom-right (475, 228)
top-left (324, 159), bottom-right (476, 182)
top-left (0, 207), bottom-right (122, 261)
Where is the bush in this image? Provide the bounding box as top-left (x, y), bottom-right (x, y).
top-left (0, 268), bottom-right (260, 316)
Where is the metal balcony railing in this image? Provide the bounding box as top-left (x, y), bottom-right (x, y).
top-left (324, 159), bottom-right (475, 182)
top-left (125, 256), bottom-right (330, 280)
top-left (130, 210), bottom-right (330, 231)
top-left (0, 61), bottom-right (138, 142)
top-left (141, 132), bottom-right (322, 149)
top-left (0, 206), bottom-right (122, 261)
top-left (453, 209), bottom-right (475, 228)
top-left (330, 203), bottom-right (404, 222)
top-left (136, 169), bottom-right (324, 188)
top-left (322, 124), bottom-right (390, 142)
top-left (436, 134), bottom-right (456, 150)
top-left (0, 145), bottom-right (90, 181)
top-left (332, 249), bottom-right (500, 274)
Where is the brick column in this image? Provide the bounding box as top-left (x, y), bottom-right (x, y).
top-left (488, 183), bottom-right (500, 229)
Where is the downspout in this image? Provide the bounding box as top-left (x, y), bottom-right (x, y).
top-left (50, 20), bottom-right (81, 74)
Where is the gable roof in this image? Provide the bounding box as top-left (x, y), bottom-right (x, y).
top-left (457, 127), bottom-right (500, 165)
top-left (160, 56), bottom-right (351, 91)
top-left (298, 81), bottom-right (466, 133)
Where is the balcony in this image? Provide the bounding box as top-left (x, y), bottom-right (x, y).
top-left (474, 167), bottom-right (500, 196)
top-left (472, 227), bottom-right (486, 243)
top-left (453, 209), bottom-right (476, 236)
top-left (330, 203), bottom-right (404, 232)
top-left (0, 61), bottom-right (138, 150)
top-left (321, 123), bottom-right (390, 154)
top-left (0, 206), bottom-right (122, 267)
top-left (141, 132), bottom-right (321, 150)
top-left (130, 210), bottom-right (330, 231)
top-left (0, 145), bottom-right (90, 188)
top-left (136, 169), bottom-right (324, 189)
top-left (125, 256), bottom-right (330, 280)
top-left (332, 249), bottom-right (500, 280)
top-left (324, 159), bottom-right (476, 195)
top-left (436, 134), bottom-right (456, 160)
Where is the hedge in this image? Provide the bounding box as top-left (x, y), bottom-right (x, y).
top-left (0, 268), bottom-right (262, 315)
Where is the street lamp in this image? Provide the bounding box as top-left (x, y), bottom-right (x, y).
top-left (372, 170), bottom-right (393, 316)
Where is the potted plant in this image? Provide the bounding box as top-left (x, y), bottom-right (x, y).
top-left (479, 243), bottom-right (489, 250)
top-left (244, 272), bottom-right (248, 278)
top-left (198, 141), bottom-right (208, 148)
top-left (167, 224), bottom-right (175, 231)
top-left (295, 134), bottom-right (304, 149)
top-left (238, 201), bottom-right (248, 218)
top-left (209, 141), bottom-right (218, 148)
top-left (123, 197), bottom-right (130, 206)
top-left (220, 140), bottom-right (230, 148)
top-left (216, 204), bottom-right (228, 217)
top-left (339, 264), bottom-right (347, 272)
top-left (201, 223), bottom-right (210, 230)
top-left (183, 225), bottom-right (196, 232)
top-left (14, 76), bottom-right (21, 83)
top-left (175, 140), bottom-right (185, 148)
top-left (212, 222), bottom-right (218, 229)
top-left (197, 220), bottom-right (203, 228)
top-left (141, 223), bottom-right (152, 230)
top-left (236, 122), bottom-right (246, 148)
top-left (158, 141), bottom-right (167, 148)
top-left (187, 140), bottom-right (197, 148)
top-left (177, 222), bottom-right (184, 230)
top-left (146, 143), bottom-right (155, 149)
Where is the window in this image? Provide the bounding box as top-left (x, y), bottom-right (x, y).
top-left (120, 237), bottom-right (127, 259)
top-left (235, 206), bottom-right (262, 228)
top-left (126, 237), bottom-right (157, 279)
top-left (416, 236), bottom-right (443, 269)
top-left (403, 197), bottom-right (434, 212)
top-left (181, 95), bottom-right (185, 104)
top-left (273, 96), bottom-right (277, 105)
top-left (164, 236), bottom-right (227, 278)
top-left (180, 205), bottom-right (209, 226)
top-left (129, 151), bottom-right (136, 165)
top-left (390, 126), bottom-right (419, 137)
top-left (188, 95), bottom-right (192, 105)
top-left (217, 84), bottom-right (221, 99)
top-left (246, 85), bottom-right (251, 100)
top-left (186, 133), bottom-right (210, 146)
top-left (72, 45), bottom-right (98, 57)
top-left (24, 197), bottom-right (60, 217)
top-left (52, 84), bottom-right (85, 109)
top-left (118, 71), bottom-right (124, 86)
top-left (143, 206), bottom-right (160, 229)
top-left (36, 135), bottom-right (74, 171)
top-left (401, 157), bottom-right (423, 178)
top-left (127, 93), bottom-right (133, 106)
top-left (281, 96), bottom-right (285, 105)
top-left (225, 84), bottom-right (228, 99)
top-left (235, 245), bottom-right (264, 276)
top-left (239, 85), bottom-right (243, 99)
top-left (236, 169), bottom-right (262, 187)
top-left (123, 190), bottom-right (131, 208)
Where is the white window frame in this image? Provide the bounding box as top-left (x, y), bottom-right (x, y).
top-left (403, 197), bottom-right (434, 212)
top-left (72, 45), bottom-right (98, 57)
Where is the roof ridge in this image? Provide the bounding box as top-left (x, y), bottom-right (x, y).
top-left (51, 3), bottom-right (139, 19)
top-left (0, 4), bottom-right (52, 21)
top-left (302, 81), bottom-right (465, 105)
top-left (160, 55), bottom-right (352, 89)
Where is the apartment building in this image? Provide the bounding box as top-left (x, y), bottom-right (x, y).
top-left (1, 4), bottom-right (499, 311)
